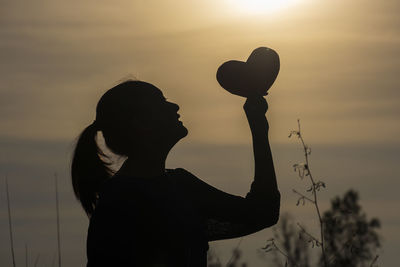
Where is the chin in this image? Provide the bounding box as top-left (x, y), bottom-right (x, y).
top-left (166, 123), bottom-right (188, 144)
top-left (168, 127), bottom-right (187, 148)
top-left (178, 125), bottom-right (188, 139)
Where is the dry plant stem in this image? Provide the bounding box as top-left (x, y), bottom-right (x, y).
top-left (55, 174), bottom-right (62, 267)
top-left (34, 254), bottom-right (40, 267)
top-left (25, 244), bottom-right (28, 267)
top-left (271, 240), bottom-right (300, 267)
top-left (225, 237), bottom-right (243, 266)
top-left (272, 243), bottom-right (290, 264)
top-left (5, 177), bottom-right (16, 267)
top-left (293, 189), bottom-right (315, 204)
top-left (370, 255), bottom-right (379, 267)
top-left (296, 120), bottom-right (328, 267)
top-left (297, 223), bottom-right (320, 245)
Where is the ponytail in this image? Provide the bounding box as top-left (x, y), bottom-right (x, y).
top-left (71, 123), bottom-right (113, 217)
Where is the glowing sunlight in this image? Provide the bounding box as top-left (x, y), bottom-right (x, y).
top-left (229, 0), bottom-right (301, 14)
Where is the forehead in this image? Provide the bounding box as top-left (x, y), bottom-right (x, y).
top-left (114, 81), bottom-right (165, 101)
top-left (100, 81), bottom-right (164, 107)
top-left (97, 81), bottom-right (169, 121)
top-left (137, 83), bottom-right (164, 98)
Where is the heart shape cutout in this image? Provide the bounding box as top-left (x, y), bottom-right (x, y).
top-left (216, 47), bottom-right (280, 97)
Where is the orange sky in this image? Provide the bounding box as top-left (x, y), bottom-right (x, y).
top-left (1, 0), bottom-right (399, 145)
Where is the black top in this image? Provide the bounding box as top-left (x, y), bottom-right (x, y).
top-left (86, 168), bottom-right (280, 267)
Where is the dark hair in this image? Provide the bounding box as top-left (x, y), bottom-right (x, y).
top-left (71, 80), bottom-right (158, 216)
top-left (71, 123), bottom-right (113, 216)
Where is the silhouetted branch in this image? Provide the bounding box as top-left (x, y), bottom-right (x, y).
top-left (297, 223), bottom-right (321, 248)
top-left (370, 255), bottom-right (379, 267)
top-left (293, 189), bottom-right (315, 205)
top-left (262, 238), bottom-right (301, 267)
top-left (263, 120), bottom-right (381, 267)
top-left (289, 119), bottom-right (328, 266)
top-left (225, 237), bottom-right (243, 266)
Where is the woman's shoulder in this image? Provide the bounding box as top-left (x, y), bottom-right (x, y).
top-left (169, 168), bottom-right (213, 190)
top-left (171, 167), bottom-right (202, 176)
top-left (98, 168), bottom-right (202, 196)
top-left (168, 168), bottom-right (199, 181)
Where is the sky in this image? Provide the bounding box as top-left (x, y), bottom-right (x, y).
top-left (0, 0), bottom-right (399, 266)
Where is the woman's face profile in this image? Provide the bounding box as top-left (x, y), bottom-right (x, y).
top-left (128, 85), bottom-right (188, 146)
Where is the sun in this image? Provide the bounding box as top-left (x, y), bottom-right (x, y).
top-left (230, 0), bottom-right (300, 14)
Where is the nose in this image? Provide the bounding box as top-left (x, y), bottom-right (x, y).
top-left (170, 102), bottom-right (179, 112)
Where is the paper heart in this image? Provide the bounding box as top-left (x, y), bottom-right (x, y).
top-left (216, 47), bottom-right (280, 97)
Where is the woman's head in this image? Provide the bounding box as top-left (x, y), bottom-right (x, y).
top-left (71, 80), bottom-right (187, 216)
top-left (96, 80), bottom-right (188, 156)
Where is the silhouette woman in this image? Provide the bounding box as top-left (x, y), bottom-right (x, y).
top-left (71, 80), bottom-right (280, 267)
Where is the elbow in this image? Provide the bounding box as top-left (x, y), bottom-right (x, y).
top-left (258, 191), bottom-right (281, 228)
top-left (269, 192), bottom-right (281, 226)
top-left (270, 204), bottom-right (280, 226)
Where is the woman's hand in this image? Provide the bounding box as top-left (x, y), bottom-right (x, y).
top-left (243, 96), bottom-right (268, 115)
top-left (243, 96), bottom-right (269, 131)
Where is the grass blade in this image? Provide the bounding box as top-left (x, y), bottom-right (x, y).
top-left (5, 176), bottom-right (16, 267)
top-left (25, 244), bottom-right (28, 267)
top-left (33, 253), bottom-right (40, 267)
top-left (55, 173), bottom-right (62, 267)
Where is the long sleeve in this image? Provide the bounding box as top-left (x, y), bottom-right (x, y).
top-left (175, 168), bottom-right (280, 241)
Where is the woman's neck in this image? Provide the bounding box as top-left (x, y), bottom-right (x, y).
top-left (117, 152), bottom-right (167, 178)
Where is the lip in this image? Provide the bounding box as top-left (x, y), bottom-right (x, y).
top-left (176, 114), bottom-right (183, 124)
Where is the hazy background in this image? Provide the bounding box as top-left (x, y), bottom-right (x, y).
top-left (1, 0), bottom-right (399, 266)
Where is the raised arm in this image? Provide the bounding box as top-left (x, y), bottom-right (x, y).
top-left (176, 96), bottom-right (280, 241)
top-left (243, 96), bottom-right (279, 201)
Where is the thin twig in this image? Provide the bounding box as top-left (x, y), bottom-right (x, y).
top-left (225, 237), bottom-right (243, 266)
top-left (292, 189), bottom-right (315, 204)
top-left (273, 242), bottom-right (290, 260)
top-left (55, 173), bottom-right (62, 267)
top-left (297, 223), bottom-right (321, 245)
top-left (25, 243), bottom-right (29, 267)
top-left (370, 255), bottom-right (379, 267)
top-left (264, 239), bottom-right (301, 267)
top-left (293, 119), bottom-right (328, 266)
top-left (34, 254), bottom-right (40, 267)
top-left (5, 176), bottom-right (16, 267)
